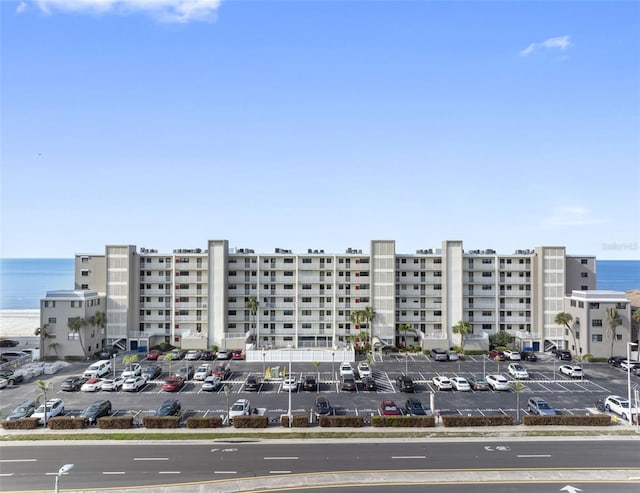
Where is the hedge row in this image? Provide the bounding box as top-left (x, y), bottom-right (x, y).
top-left (142, 416), bottom-right (181, 429)
top-left (47, 417), bottom-right (86, 429)
top-left (442, 415), bottom-right (515, 427)
top-left (2, 418), bottom-right (40, 430)
top-left (280, 415), bottom-right (310, 428)
top-left (233, 416), bottom-right (269, 428)
top-left (318, 416), bottom-right (364, 427)
top-left (523, 414), bottom-right (611, 426)
top-left (371, 416), bottom-right (436, 427)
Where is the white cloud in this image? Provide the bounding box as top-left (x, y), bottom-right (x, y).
top-left (520, 35), bottom-right (572, 57)
top-left (18, 0), bottom-right (222, 23)
top-left (538, 206), bottom-right (600, 229)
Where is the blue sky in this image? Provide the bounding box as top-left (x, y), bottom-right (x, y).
top-left (1, 0), bottom-right (639, 260)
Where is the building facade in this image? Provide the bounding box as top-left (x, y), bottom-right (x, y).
top-left (65, 239), bottom-right (628, 358)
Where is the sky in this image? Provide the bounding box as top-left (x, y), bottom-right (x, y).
top-left (1, 0), bottom-right (639, 260)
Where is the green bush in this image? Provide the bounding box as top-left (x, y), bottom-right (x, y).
top-left (233, 416), bottom-right (269, 428)
top-left (523, 414), bottom-right (611, 426)
top-left (143, 416), bottom-right (181, 429)
top-left (318, 416), bottom-right (364, 427)
top-left (442, 415), bottom-right (514, 427)
top-left (97, 416), bottom-right (134, 429)
top-left (48, 416), bottom-right (86, 429)
top-left (371, 416), bottom-right (435, 427)
top-left (280, 415), bottom-right (309, 428)
top-left (1, 418), bottom-right (40, 430)
top-left (186, 417), bottom-right (223, 428)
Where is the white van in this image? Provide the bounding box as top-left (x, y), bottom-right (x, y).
top-left (83, 360), bottom-right (112, 379)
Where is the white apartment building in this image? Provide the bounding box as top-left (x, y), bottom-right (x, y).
top-left (68, 240), bottom-right (608, 357)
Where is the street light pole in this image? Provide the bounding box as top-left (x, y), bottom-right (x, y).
top-left (627, 342), bottom-right (638, 425)
top-left (224, 384), bottom-right (231, 426)
top-left (262, 351), bottom-right (266, 378)
top-left (331, 352), bottom-right (335, 383)
top-left (288, 344), bottom-right (292, 428)
top-left (55, 464), bottom-right (74, 493)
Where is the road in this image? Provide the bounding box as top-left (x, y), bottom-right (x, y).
top-left (1, 439), bottom-right (639, 492)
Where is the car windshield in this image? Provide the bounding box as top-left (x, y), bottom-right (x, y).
top-left (231, 403), bottom-right (244, 411)
top-left (538, 402), bottom-right (550, 409)
top-left (620, 401), bottom-right (630, 408)
top-left (15, 405), bottom-right (30, 413)
top-left (86, 404), bottom-right (99, 412)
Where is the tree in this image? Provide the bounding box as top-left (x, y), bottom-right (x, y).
top-left (67, 316), bottom-right (88, 359)
top-left (363, 306), bottom-right (376, 358)
top-left (350, 310), bottom-right (365, 350)
top-left (489, 331), bottom-right (512, 348)
top-left (245, 296), bottom-right (259, 346)
top-left (632, 310), bottom-right (640, 325)
top-left (89, 311), bottom-right (107, 350)
top-left (35, 380), bottom-right (52, 427)
top-left (122, 354), bottom-right (139, 373)
top-left (398, 323), bottom-right (417, 348)
top-left (554, 312), bottom-right (578, 356)
top-left (606, 307), bottom-right (622, 358)
top-left (313, 360), bottom-right (320, 381)
top-left (34, 324), bottom-right (49, 360)
top-left (452, 320), bottom-right (472, 354)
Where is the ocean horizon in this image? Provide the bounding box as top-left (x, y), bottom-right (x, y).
top-left (1, 258), bottom-right (639, 310)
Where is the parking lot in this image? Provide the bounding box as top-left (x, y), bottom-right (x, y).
top-left (1, 351), bottom-right (638, 425)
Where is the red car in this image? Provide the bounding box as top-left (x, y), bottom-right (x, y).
top-left (161, 376), bottom-right (184, 392)
top-left (147, 349), bottom-right (163, 360)
top-left (380, 400), bottom-right (401, 416)
top-left (231, 350), bottom-right (245, 360)
top-left (488, 350), bottom-right (506, 361)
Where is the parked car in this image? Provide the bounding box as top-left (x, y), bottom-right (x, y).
top-left (5, 399), bottom-right (37, 421)
top-left (229, 399), bottom-right (251, 421)
top-left (282, 377), bottom-right (299, 392)
top-left (0, 369), bottom-right (24, 386)
top-left (431, 376), bottom-right (452, 391)
top-left (553, 349), bottom-right (572, 361)
top-left (502, 349), bottom-right (521, 361)
top-left (32, 398), bottom-right (65, 425)
top-left (212, 364), bottom-right (231, 380)
top-left (429, 348), bottom-right (448, 361)
top-left (97, 346), bottom-right (118, 359)
top-left (155, 399), bottom-right (181, 417)
top-left (231, 349), bottom-right (245, 360)
top-left (200, 350), bottom-right (215, 361)
top-left (0, 339), bottom-right (20, 347)
top-left (339, 362), bottom-right (354, 377)
top-left (447, 351), bottom-right (459, 361)
top-left (468, 375), bottom-right (489, 391)
top-left (520, 351), bottom-right (538, 362)
top-left (61, 376), bottom-right (86, 392)
top-left (507, 363), bottom-right (529, 379)
top-left (168, 349), bottom-right (186, 360)
top-left (527, 397), bottom-right (556, 416)
top-left (608, 356), bottom-right (626, 367)
top-left (122, 376), bottom-right (147, 392)
top-left (302, 375), bottom-right (318, 391)
top-left (83, 360), bottom-right (112, 379)
top-left (357, 361), bottom-right (372, 378)
top-left (201, 375), bottom-right (221, 392)
top-left (142, 365), bottom-right (163, 380)
top-left (81, 400), bottom-right (112, 425)
top-left (486, 374), bottom-right (510, 391)
top-left (341, 376), bottom-right (357, 391)
top-left (314, 396), bottom-right (332, 418)
top-left (405, 398), bottom-right (428, 416)
top-left (121, 364), bottom-right (142, 378)
top-left (558, 365), bottom-right (583, 378)
top-left (380, 400), bottom-right (401, 416)
top-left (488, 350), bottom-right (506, 361)
top-left (0, 351), bottom-right (28, 362)
top-left (451, 376), bottom-right (471, 391)
top-left (146, 349), bottom-right (163, 360)
top-left (362, 376), bottom-right (377, 391)
top-left (216, 350), bottom-right (230, 360)
top-left (175, 366), bottom-right (195, 381)
top-left (396, 374), bottom-right (416, 392)
top-left (632, 366), bottom-right (640, 377)
top-left (162, 376), bottom-right (185, 392)
top-left (604, 395), bottom-right (638, 422)
top-left (244, 374), bottom-right (260, 391)
top-left (184, 350), bottom-right (202, 361)
top-left (80, 378), bottom-right (104, 392)
top-left (193, 364), bottom-right (212, 381)
top-left (620, 360), bottom-right (640, 371)
top-left (101, 376), bottom-right (125, 392)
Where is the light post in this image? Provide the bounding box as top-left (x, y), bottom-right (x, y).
top-left (55, 464), bottom-right (74, 493)
top-left (262, 351), bottom-right (266, 378)
top-left (331, 352), bottom-right (335, 383)
top-left (288, 344), bottom-right (292, 428)
top-left (405, 351), bottom-right (409, 374)
top-left (482, 352), bottom-right (486, 378)
top-left (627, 342), bottom-right (638, 425)
top-left (224, 384), bottom-right (231, 426)
top-left (112, 353), bottom-right (117, 378)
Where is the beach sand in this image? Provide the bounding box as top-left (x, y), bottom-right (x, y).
top-left (0, 310), bottom-right (41, 337)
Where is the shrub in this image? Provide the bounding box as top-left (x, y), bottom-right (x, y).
top-left (186, 416), bottom-right (223, 428)
top-left (523, 414), bottom-right (611, 426)
top-left (1, 418), bottom-right (40, 430)
top-left (48, 416), bottom-right (86, 430)
top-left (143, 416), bottom-right (180, 429)
top-left (371, 416), bottom-right (435, 427)
top-left (318, 416), bottom-right (364, 427)
top-left (280, 415), bottom-right (309, 428)
top-left (98, 416), bottom-right (134, 429)
top-left (233, 416), bottom-right (268, 428)
top-left (442, 415), bottom-right (514, 427)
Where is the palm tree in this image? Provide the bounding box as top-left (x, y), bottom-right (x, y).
top-left (606, 307), bottom-right (622, 358)
top-left (67, 316), bottom-right (88, 359)
top-left (89, 310), bottom-right (107, 350)
top-left (122, 354), bottom-right (139, 374)
top-left (34, 324), bottom-right (49, 360)
top-left (350, 310), bottom-right (365, 349)
top-left (398, 323), bottom-right (417, 348)
top-left (452, 320), bottom-right (472, 354)
top-left (245, 296), bottom-right (259, 347)
top-left (554, 312), bottom-right (577, 356)
top-left (362, 306), bottom-right (376, 352)
top-left (35, 380), bottom-right (52, 427)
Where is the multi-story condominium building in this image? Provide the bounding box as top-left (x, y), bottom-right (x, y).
top-left (62, 239), bottom-right (630, 360)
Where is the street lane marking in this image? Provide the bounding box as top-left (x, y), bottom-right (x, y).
top-left (517, 454), bottom-right (552, 458)
top-left (102, 472), bottom-right (126, 475)
top-left (264, 457), bottom-right (299, 460)
top-left (269, 470), bottom-right (292, 474)
top-left (392, 456), bottom-right (426, 459)
top-left (133, 457), bottom-right (169, 461)
top-left (0, 459), bottom-right (37, 463)
top-left (214, 471), bottom-right (237, 474)
top-left (0, 473), bottom-right (15, 477)
top-left (158, 471), bottom-right (181, 474)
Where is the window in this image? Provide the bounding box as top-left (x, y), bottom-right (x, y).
top-left (482, 258), bottom-right (492, 264)
top-left (302, 258), bottom-right (312, 263)
top-left (589, 303), bottom-right (599, 309)
top-left (616, 334), bottom-right (623, 340)
top-left (284, 284), bottom-right (294, 289)
top-left (81, 284), bottom-right (89, 289)
top-left (482, 272), bottom-right (492, 277)
top-left (284, 310), bottom-right (294, 316)
top-left (81, 270), bottom-right (89, 277)
top-left (284, 297), bottom-right (295, 303)
top-left (284, 271), bottom-right (294, 276)
top-left (570, 300), bottom-right (576, 307)
top-left (592, 319), bottom-right (603, 327)
top-left (67, 332), bottom-right (79, 340)
top-left (581, 272), bottom-right (588, 278)
top-left (48, 317), bottom-right (56, 324)
top-left (482, 285), bottom-right (492, 290)
top-left (301, 310), bottom-right (312, 316)
top-left (581, 259), bottom-right (588, 265)
top-left (284, 258), bottom-right (294, 263)
top-left (592, 334), bottom-right (603, 342)
top-left (302, 284), bottom-right (312, 290)
top-left (228, 310), bottom-right (237, 316)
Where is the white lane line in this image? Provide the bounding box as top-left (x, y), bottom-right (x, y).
top-left (0, 473), bottom-right (15, 477)
top-left (269, 470), bottom-right (292, 474)
top-left (264, 457), bottom-right (299, 460)
top-left (0, 459), bottom-right (37, 463)
top-left (517, 454), bottom-right (552, 458)
top-left (391, 456), bottom-right (426, 459)
top-left (158, 471), bottom-right (181, 474)
top-left (133, 457), bottom-right (169, 461)
top-left (102, 472), bottom-right (126, 475)
top-left (214, 471), bottom-right (237, 474)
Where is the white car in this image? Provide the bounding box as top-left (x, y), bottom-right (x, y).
top-left (507, 363), bottom-right (529, 380)
top-left (431, 376), bottom-right (452, 391)
top-left (202, 375), bottom-right (221, 392)
top-left (619, 360), bottom-right (640, 371)
top-left (229, 399), bottom-right (251, 421)
top-left (101, 376), bottom-right (125, 392)
top-left (80, 378), bottom-right (104, 392)
top-left (121, 364), bottom-right (142, 378)
top-left (32, 398), bottom-right (65, 425)
top-left (122, 376), bottom-right (147, 392)
top-left (502, 350), bottom-right (521, 361)
top-left (193, 364), bottom-right (212, 381)
top-left (282, 377), bottom-right (298, 392)
top-left (339, 362), bottom-right (354, 377)
top-left (450, 376), bottom-right (471, 391)
top-left (604, 395), bottom-right (638, 422)
top-left (0, 378), bottom-right (8, 389)
top-left (357, 361), bottom-right (372, 378)
top-left (486, 374), bottom-right (510, 391)
top-left (558, 365), bottom-right (583, 378)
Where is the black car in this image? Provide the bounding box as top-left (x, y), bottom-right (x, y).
top-left (405, 398), bottom-right (428, 416)
top-left (244, 375), bottom-right (260, 391)
top-left (608, 356), bottom-right (626, 367)
top-left (155, 399), bottom-right (181, 417)
top-left (341, 376), bottom-right (357, 391)
top-left (520, 351), bottom-right (538, 362)
top-left (553, 349), bottom-right (572, 360)
top-left (362, 376), bottom-right (377, 391)
top-left (6, 399), bottom-right (37, 421)
top-left (396, 374), bottom-right (416, 392)
top-left (302, 375), bottom-right (318, 391)
top-left (142, 365), bottom-right (163, 380)
top-left (467, 375), bottom-right (489, 391)
top-left (0, 370), bottom-right (24, 386)
top-left (81, 400), bottom-right (112, 425)
top-left (0, 339), bottom-right (20, 348)
top-left (97, 346), bottom-right (118, 359)
top-left (61, 376), bottom-right (86, 392)
top-left (314, 396), bottom-right (332, 418)
top-left (200, 350), bottom-right (215, 361)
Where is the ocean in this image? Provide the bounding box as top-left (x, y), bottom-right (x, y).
top-left (0, 258), bottom-right (639, 310)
